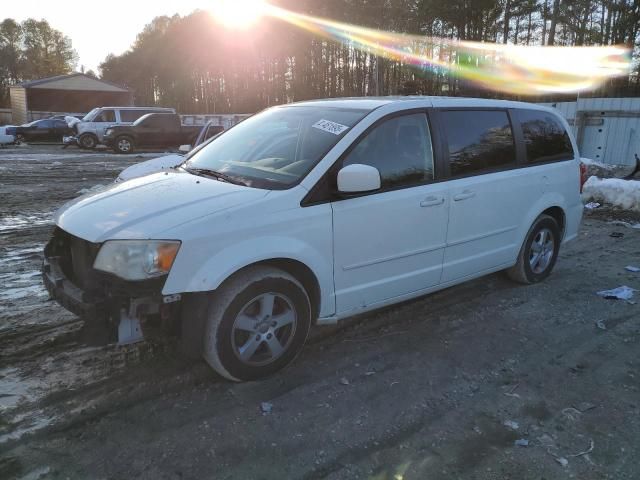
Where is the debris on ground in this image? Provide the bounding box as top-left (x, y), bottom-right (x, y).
top-left (584, 202), bottom-right (601, 209)
top-left (260, 402), bottom-right (273, 414)
top-left (596, 286), bottom-right (636, 300)
top-left (625, 265), bottom-right (640, 272)
top-left (339, 377), bottom-right (350, 385)
top-left (575, 402), bottom-right (596, 412)
top-left (609, 220), bottom-right (640, 229)
top-left (503, 420), bottom-right (519, 430)
top-left (610, 231), bottom-right (625, 238)
top-left (555, 456), bottom-right (569, 467)
top-left (596, 320), bottom-right (607, 330)
top-left (569, 439), bottom-right (595, 457)
top-left (514, 439), bottom-right (529, 447)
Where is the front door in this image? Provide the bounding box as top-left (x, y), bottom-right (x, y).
top-left (331, 112), bottom-right (449, 314)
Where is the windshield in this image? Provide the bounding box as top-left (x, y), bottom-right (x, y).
top-left (184, 106), bottom-right (367, 189)
top-left (82, 108), bottom-right (99, 122)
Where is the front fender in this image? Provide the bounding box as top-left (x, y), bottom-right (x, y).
top-left (163, 235), bottom-right (335, 317)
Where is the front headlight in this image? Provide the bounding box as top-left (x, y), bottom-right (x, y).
top-left (93, 240), bottom-right (181, 281)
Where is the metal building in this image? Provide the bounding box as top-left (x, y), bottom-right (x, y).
top-left (541, 97), bottom-right (640, 167)
top-left (10, 73), bottom-right (132, 125)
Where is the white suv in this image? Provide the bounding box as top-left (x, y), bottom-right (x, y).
top-left (43, 97), bottom-right (583, 381)
top-left (72, 106), bottom-right (175, 149)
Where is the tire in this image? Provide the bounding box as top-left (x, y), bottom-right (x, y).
top-left (78, 134), bottom-right (97, 149)
top-left (114, 136), bottom-right (134, 154)
top-left (507, 214), bottom-right (561, 284)
top-left (15, 134), bottom-right (25, 144)
top-left (203, 266), bottom-right (312, 382)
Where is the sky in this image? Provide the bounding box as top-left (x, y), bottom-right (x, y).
top-left (3, 0), bottom-right (213, 72)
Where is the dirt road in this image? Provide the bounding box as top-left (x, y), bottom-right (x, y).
top-left (1, 146), bottom-right (639, 479)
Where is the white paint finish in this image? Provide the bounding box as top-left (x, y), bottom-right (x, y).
top-left (442, 169), bottom-right (527, 282)
top-left (55, 171), bottom-right (269, 242)
top-left (336, 164), bottom-right (381, 193)
top-left (116, 153), bottom-right (184, 182)
top-left (52, 96), bottom-right (583, 323)
top-left (331, 183), bottom-right (449, 313)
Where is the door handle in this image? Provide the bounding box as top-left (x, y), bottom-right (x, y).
top-left (453, 190), bottom-right (476, 202)
top-left (420, 196), bottom-right (445, 207)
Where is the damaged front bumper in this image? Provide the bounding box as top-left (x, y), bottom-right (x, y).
top-left (42, 228), bottom-right (180, 344)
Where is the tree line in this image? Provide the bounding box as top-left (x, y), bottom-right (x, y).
top-left (1, 1), bottom-right (639, 114)
top-left (0, 18), bottom-right (77, 107)
top-left (100, 0), bottom-right (640, 113)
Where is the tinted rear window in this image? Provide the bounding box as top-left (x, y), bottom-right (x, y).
top-left (120, 110), bottom-right (147, 122)
top-left (441, 110), bottom-right (516, 177)
top-left (517, 109), bottom-right (574, 163)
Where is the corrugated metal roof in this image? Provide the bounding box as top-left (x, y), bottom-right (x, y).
top-left (19, 73), bottom-right (129, 92)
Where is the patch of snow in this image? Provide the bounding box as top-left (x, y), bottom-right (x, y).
top-left (582, 177), bottom-right (640, 212)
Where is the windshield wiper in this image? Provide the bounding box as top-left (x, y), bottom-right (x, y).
top-left (185, 167), bottom-right (247, 186)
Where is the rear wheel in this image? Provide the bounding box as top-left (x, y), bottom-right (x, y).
top-left (202, 266), bottom-right (311, 381)
top-left (507, 214), bottom-right (561, 284)
top-left (114, 136), bottom-right (134, 154)
top-left (78, 133), bottom-right (97, 149)
top-left (15, 133), bottom-right (25, 144)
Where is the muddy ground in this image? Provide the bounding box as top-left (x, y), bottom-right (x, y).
top-left (1, 145), bottom-right (639, 480)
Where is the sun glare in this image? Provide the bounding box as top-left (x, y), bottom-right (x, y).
top-left (211, 0), bottom-right (268, 29)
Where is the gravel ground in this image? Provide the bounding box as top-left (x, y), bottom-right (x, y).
top-left (1, 146), bottom-right (639, 480)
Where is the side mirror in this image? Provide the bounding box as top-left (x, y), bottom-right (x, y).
top-left (178, 144), bottom-right (192, 153)
top-left (337, 164), bottom-right (381, 193)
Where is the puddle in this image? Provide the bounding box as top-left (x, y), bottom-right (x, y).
top-left (0, 213), bottom-right (53, 234)
top-left (0, 271), bottom-right (47, 304)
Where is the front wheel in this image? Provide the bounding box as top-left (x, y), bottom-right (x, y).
top-left (78, 134), bottom-right (97, 149)
top-left (507, 214), bottom-right (561, 284)
top-left (203, 266), bottom-right (311, 381)
top-left (114, 136), bottom-right (134, 154)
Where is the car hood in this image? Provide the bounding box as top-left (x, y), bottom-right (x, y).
top-left (116, 154), bottom-right (184, 183)
top-left (55, 171), bottom-right (269, 242)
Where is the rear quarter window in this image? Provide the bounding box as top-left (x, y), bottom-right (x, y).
top-left (120, 110), bottom-right (146, 122)
top-left (516, 109), bottom-right (574, 163)
top-left (441, 110), bottom-right (516, 177)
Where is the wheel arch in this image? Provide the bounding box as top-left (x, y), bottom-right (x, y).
top-left (540, 205), bottom-right (566, 239)
top-left (222, 258), bottom-right (322, 321)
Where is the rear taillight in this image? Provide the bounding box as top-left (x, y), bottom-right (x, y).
top-left (579, 162), bottom-right (588, 193)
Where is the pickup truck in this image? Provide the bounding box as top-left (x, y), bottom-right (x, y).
top-left (103, 113), bottom-right (202, 154)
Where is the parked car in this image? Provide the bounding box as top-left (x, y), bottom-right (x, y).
top-left (69, 106), bottom-right (175, 149)
top-left (43, 97), bottom-right (584, 381)
top-left (115, 121), bottom-right (225, 182)
top-left (6, 118), bottom-right (73, 143)
top-left (103, 113), bottom-right (203, 154)
top-left (0, 128), bottom-right (15, 145)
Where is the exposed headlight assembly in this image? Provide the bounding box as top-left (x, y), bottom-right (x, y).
top-left (93, 240), bottom-right (180, 281)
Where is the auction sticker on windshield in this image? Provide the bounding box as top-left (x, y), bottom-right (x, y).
top-left (312, 119), bottom-right (350, 135)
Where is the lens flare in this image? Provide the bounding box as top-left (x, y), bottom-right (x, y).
top-left (211, 0), bottom-right (269, 29)
top-left (265, 5), bottom-right (630, 95)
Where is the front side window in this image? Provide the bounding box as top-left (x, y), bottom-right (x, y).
top-left (441, 110), bottom-right (516, 177)
top-left (343, 113), bottom-right (434, 189)
top-left (94, 110), bottom-right (116, 122)
top-left (517, 109), bottom-right (574, 163)
top-left (185, 106), bottom-right (367, 189)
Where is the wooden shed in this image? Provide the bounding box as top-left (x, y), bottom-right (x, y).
top-left (10, 73), bottom-right (132, 124)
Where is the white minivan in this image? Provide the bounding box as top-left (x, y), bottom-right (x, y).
top-left (44, 97), bottom-right (584, 381)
